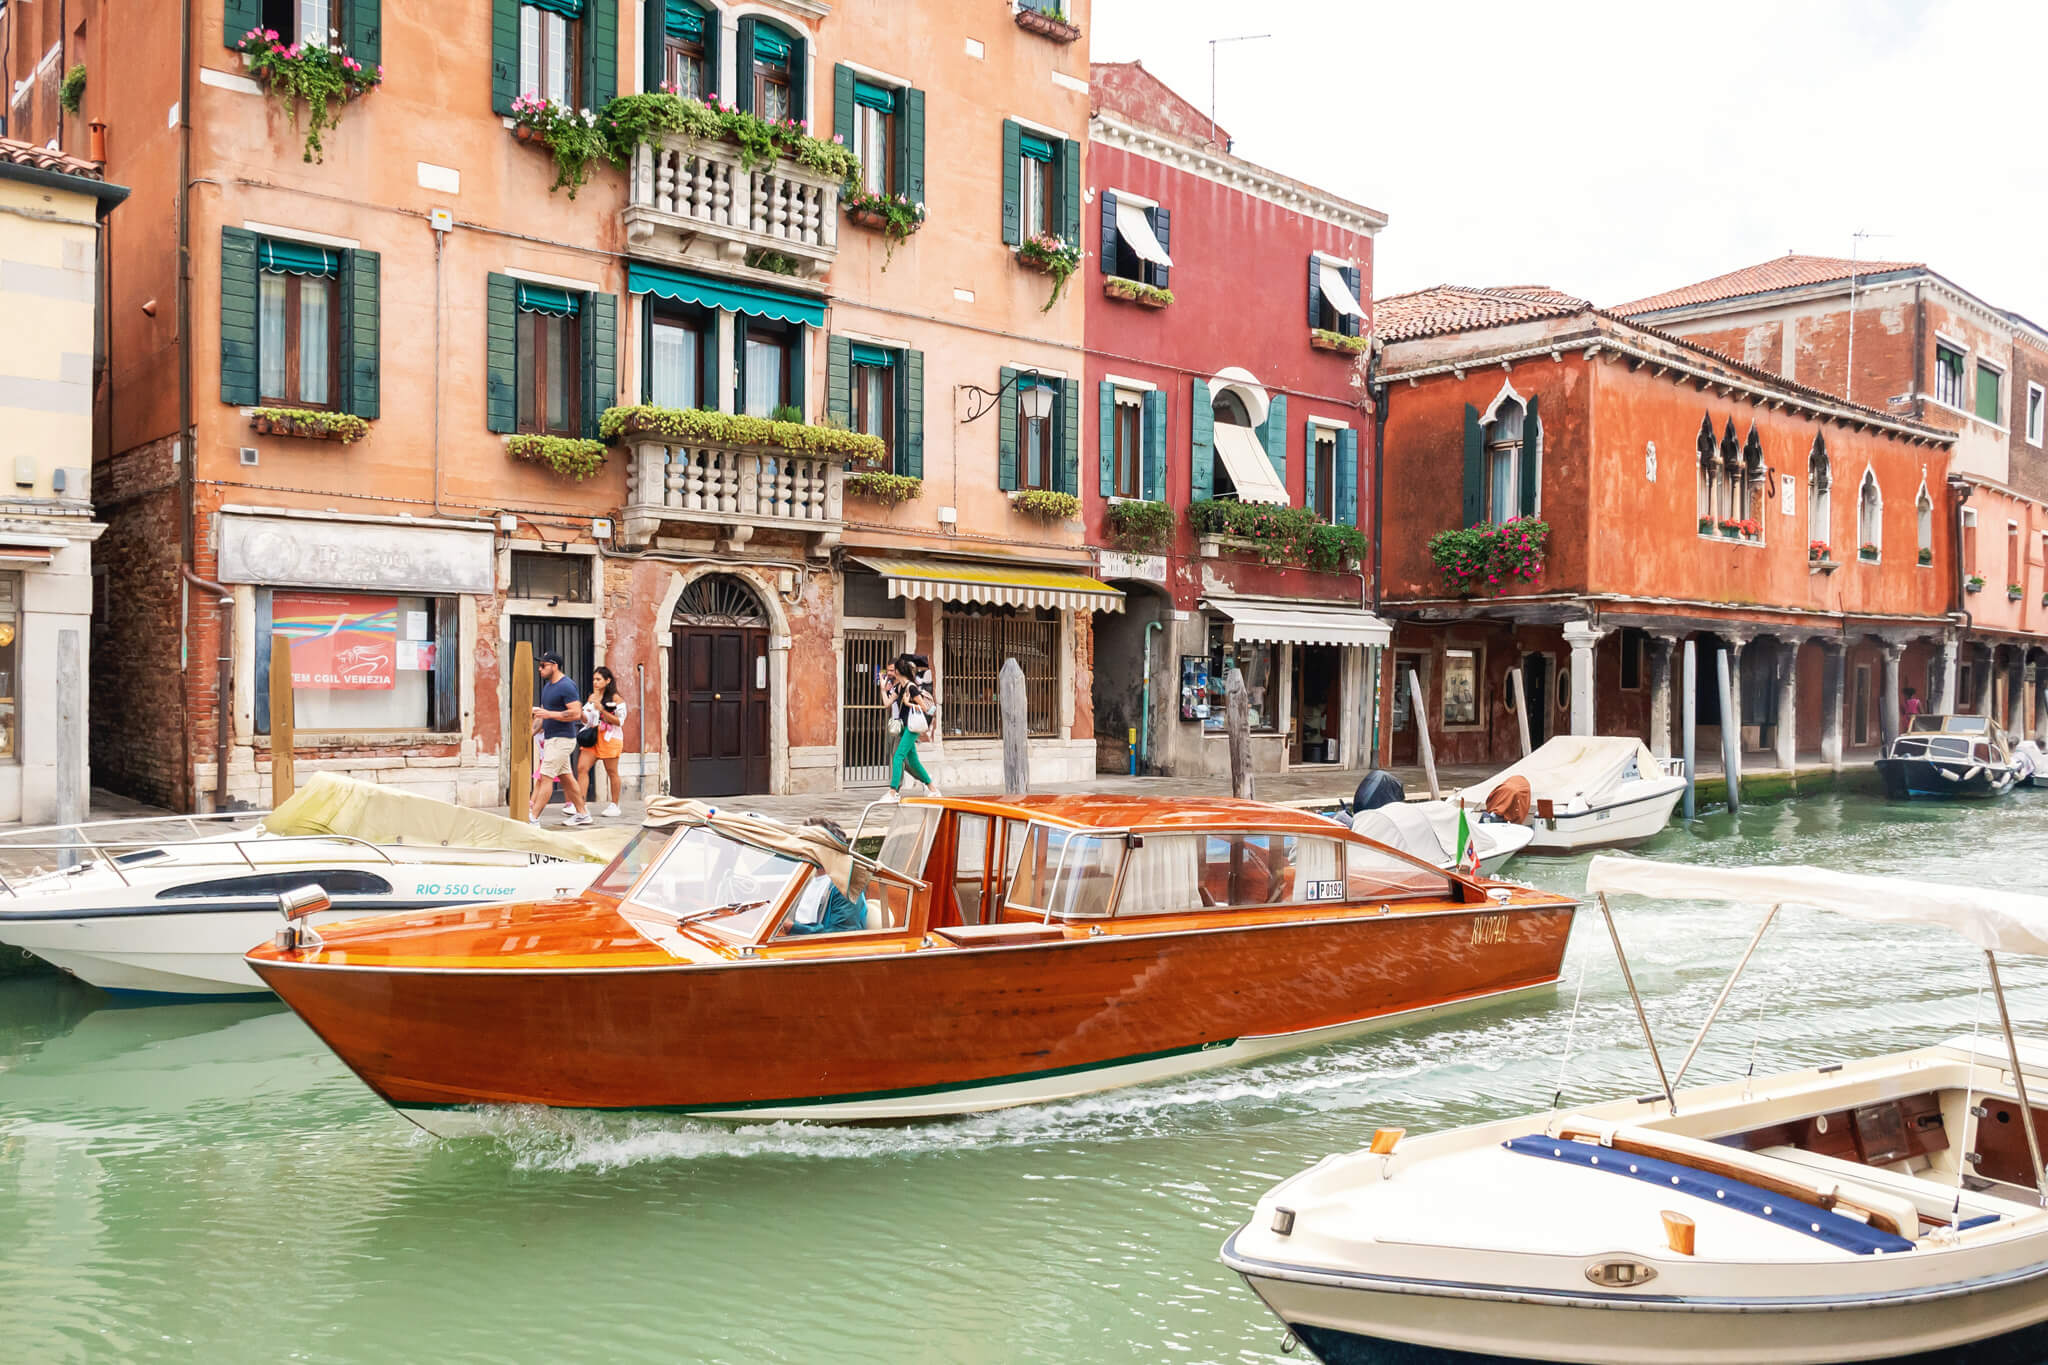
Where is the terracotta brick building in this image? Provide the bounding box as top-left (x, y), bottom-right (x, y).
top-left (1373, 286), bottom-right (1958, 772)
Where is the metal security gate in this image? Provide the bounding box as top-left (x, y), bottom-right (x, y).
top-left (842, 630), bottom-right (903, 785)
top-left (511, 616), bottom-right (593, 808)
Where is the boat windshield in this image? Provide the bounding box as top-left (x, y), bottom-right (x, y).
top-left (618, 825), bottom-right (810, 929)
top-left (589, 826), bottom-right (676, 898)
top-left (1006, 825), bottom-right (1124, 919)
top-left (1933, 715), bottom-right (1990, 733)
top-left (873, 803), bottom-right (938, 877)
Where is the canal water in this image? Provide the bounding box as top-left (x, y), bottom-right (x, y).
top-left (4, 791), bottom-right (2047, 1363)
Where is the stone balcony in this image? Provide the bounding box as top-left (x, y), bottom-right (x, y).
top-left (620, 435), bottom-right (845, 556)
top-left (623, 133), bottom-right (840, 279)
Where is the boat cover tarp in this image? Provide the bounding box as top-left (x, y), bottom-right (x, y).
top-left (264, 773), bottom-right (621, 862)
top-left (1350, 804), bottom-right (1448, 862)
top-left (643, 796), bottom-right (857, 896)
top-left (1587, 856), bottom-right (2048, 957)
top-left (1460, 735), bottom-right (1659, 807)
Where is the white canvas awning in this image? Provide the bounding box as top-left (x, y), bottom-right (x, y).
top-left (1318, 261), bottom-right (1366, 322)
top-left (849, 555), bottom-right (1126, 613)
top-left (1116, 201), bottom-right (1173, 268)
top-left (1586, 856), bottom-right (2048, 958)
top-left (1211, 422), bottom-right (1289, 505)
top-left (1211, 601), bottom-right (1390, 648)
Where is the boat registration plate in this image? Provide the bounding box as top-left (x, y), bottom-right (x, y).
top-left (1305, 880), bottom-right (1344, 901)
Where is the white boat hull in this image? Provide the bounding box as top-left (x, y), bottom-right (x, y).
top-left (1522, 776), bottom-right (1686, 853)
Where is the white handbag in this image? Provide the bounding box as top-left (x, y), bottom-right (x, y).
top-left (907, 706), bottom-right (929, 734)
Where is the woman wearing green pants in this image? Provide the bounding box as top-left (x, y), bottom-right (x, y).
top-left (881, 656), bottom-right (941, 799)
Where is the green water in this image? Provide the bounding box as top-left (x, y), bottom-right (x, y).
top-left (5, 792), bottom-right (2048, 1363)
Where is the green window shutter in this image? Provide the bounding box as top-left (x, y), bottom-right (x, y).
top-left (586, 0), bottom-right (619, 108)
top-left (342, 248), bottom-right (380, 420)
top-left (1461, 403), bottom-right (1484, 527)
top-left (1099, 191), bottom-right (1118, 279)
top-left (825, 334), bottom-right (852, 427)
top-left (345, 0), bottom-right (382, 68)
top-left (997, 366), bottom-right (1019, 490)
top-left (1149, 208), bottom-right (1170, 291)
top-left (643, 0), bottom-right (664, 93)
top-left (1336, 428), bottom-right (1359, 527)
top-left (582, 291), bottom-right (618, 439)
top-left (1977, 366), bottom-right (2001, 423)
top-left (787, 329), bottom-right (805, 417)
top-left (1059, 380), bottom-right (1080, 496)
top-left (1190, 379), bottom-right (1214, 502)
top-left (733, 16), bottom-right (756, 113)
top-left (1342, 265), bottom-right (1362, 338)
top-left (899, 349), bottom-right (924, 478)
top-left (832, 63), bottom-right (855, 152)
top-left (1307, 254), bottom-right (1321, 329)
top-left (732, 315), bottom-right (749, 407)
top-left (898, 88), bottom-right (925, 203)
top-left (491, 0), bottom-right (519, 115)
top-left (1098, 382), bottom-right (1116, 497)
top-left (485, 273), bottom-right (518, 433)
top-left (223, 0), bottom-right (260, 47)
top-left (699, 10), bottom-right (719, 99)
top-left (1143, 389), bottom-right (1166, 502)
top-left (1260, 393), bottom-right (1289, 495)
top-left (1059, 137), bottom-right (1081, 246)
top-left (638, 299), bottom-right (653, 402)
top-left (700, 313), bottom-right (720, 410)
top-left (219, 228), bottom-right (260, 406)
top-left (1519, 395), bottom-right (1541, 518)
top-left (1303, 419), bottom-right (1319, 518)
top-left (788, 36), bottom-right (807, 131)
top-left (1000, 120), bottom-right (1021, 246)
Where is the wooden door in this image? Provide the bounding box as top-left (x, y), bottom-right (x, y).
top-left (1391, 651), bottom-right (1426, 765)
top-left (1853, 665), bottom-right (1873, 747)
top-left (672, 625), bottom-right (769, 796)
top-left (1521, 653), bottom-right (1551, 748)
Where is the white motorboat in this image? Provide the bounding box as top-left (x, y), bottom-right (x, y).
top-left (2013, 739), bottom-right (2046, 789)
top-left (1224, 857), bottom-right (2048, 1365)
top-left (1459, 735), bottom-right (1686, 853)
top-left (0, 775), bottom-right (617, 997)
top-left (1349, 801), bottom-right (1534, 877)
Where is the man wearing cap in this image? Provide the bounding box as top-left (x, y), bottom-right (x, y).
top-left (527, 651), bottom-right (587, 824)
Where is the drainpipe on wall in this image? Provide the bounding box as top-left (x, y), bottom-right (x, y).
top-left (175, 0), bottom-right (209, 805)
top-left (182, 568), bottom-right (232, 807)
top-left (1367, 340), bottom-right (1390, 766)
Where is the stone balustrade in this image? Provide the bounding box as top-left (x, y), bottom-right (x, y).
top-left (619, 436), bottom-right (844, 555)
top-left (624, 134), bottom-right (840, 277)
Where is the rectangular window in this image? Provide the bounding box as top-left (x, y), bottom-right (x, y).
top-left (516, 308), bottom-right (580, 437)
top-left (509, 550), bottom-right (592, 602)
top-left (2029, 384), bottom-right (2045, 446)
top-left (648, 309), bottom-right (705, 409)
top-left (1935, 343), bottom-right (1966, 409)
top-left (261, 0), bottom-right (340, 46)
top-left (258, 260), bottom-right (339, 409)
top-left (1963, 507), bottom-right (1978, 574)
top-left (1311, 429), bottom-right (1337, 521)
top-left (1619, 627), bottom-right (1645, 691)
top-left (666, 36), bottom-right (707, 98)
top-left (754, 55), bottom-right (791, 120)
top-left (1018, 377), bottom-right (1058, 491)
top-left (519, 2), bottom-right (578, 104)
top-left (0, 572), bottom-right (17, 758)
top-left (1442, 649), bottom-right (1480, 728)
top-left (262, 590), bottom-right (455, 733)
top-left (852, 87), bottom-right (894, 196)
top-left (850, 354), bottom-right (895, 463)
top-left (1112, 393), bottom-right (1142, 500)
top-left (1205, 622), bottom-right (1278, 733)
top-left (1020, 145), bottom-right (1053, 239)
top-left (1977, 363), bottom-right (2003, 424)
top-left (743, 326), bottom-right (796, 417)
top-left (941, 608), bottom-right (1059, 738)
top-left (2009, 523), bottom-right (2021, 589)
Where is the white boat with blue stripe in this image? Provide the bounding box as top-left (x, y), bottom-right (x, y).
top-left (1223, 858), bottom-right (2048, 1364)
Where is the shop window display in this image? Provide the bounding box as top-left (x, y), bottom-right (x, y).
top-left (1205, 622), bottom-right (1277, 732)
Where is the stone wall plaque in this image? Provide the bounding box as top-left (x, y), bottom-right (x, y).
top-left (218, 515), bottom-right (496, 595)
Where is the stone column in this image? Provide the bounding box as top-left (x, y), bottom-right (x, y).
top-left (1931, 637), bottom-right (1959, 715)
top-left (2010, 657), bottom-right (2029, 735)
top-left (1880, 642), bottom-right (1905, 750)
top-left (1647, 635), bottom-right (1677, 760)
top-left (2036, 659), bottom-right (2048, 744)
top-left (1818, 640), bottom-right (1846, 771)
top-left (1562, 620), bottom-right (1607, 737)
top-left (1773, 638), bottom-right (1800, 772)
top-left (1974, 645), bottom-right (1997, 717)
top-left (1722, 635), bottom-right (1747, 759)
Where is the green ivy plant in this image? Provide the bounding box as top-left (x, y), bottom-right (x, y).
top-left (60, 64), bottom-right (86, 116)
top-left (770, 404), bottom-right (806, 424)
top-left (1106, 499), bottom-right (1174, 552)
top-left (845, 471), bottom-right (923, 505)
top-left (1309, 328), bottom-right (1367, 355)
top-left (601, 405), bottom-right (888, 463)
top-left (507, 434), bottom-right (608, 480)
top-left (1189, 500), bottom-right (1369, 571)
top-left (249, 407), bottom-right (369, 444)
top-left (1426, 517), bottom-right (1550, 596)
top-left (1016, 234), bottom-right (1082, 312)
top-left (511, 94), bottom-right (610, 197)
top-left (235, 27), bottom-right (381, 163)
top-left (1104, 277), bottom-right (1173, 308)
top-left (745, 248), bottom-right (801, 276)
top-left (1011, 489), bottom-right (1081, 520)
top-left (595, 90), bottom-right (861, 184)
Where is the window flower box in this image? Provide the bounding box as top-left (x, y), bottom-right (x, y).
top-left (842, 189), bottom-right (926, 268)
top-left (1427, 517), bottom-right (1550, 597)
top-left (1103, 276), bottom-right (1173, 309)
top-left (234, 27), bottom-right (381, 163)
top-left (1918, 547), bottom-right (1934, 566)
top-left (1016, 233), bottom-right (1082, 311)
top-left (1010, 489), bottom-right (1081, 521)
top-left (1014, 5), bottom-right (1082, 42)
top-left (1107, 498), bottom-right (1174, 553)
top-left (1309, 328), bottom-right (1367, 355)
top-left (2009, 584), bottom-right (2025, 601)
top-left (1965, 574), bottom-right (1985, 592)
top-left (1192, 500), bottom-right (1371, 573)
top-left (507, 434), bottom-right (607, 480)
top-left (249, 407), bottom-right (368, 444)
top-left (845, 470), bottom-right (923, 506)
top-left (1808, 540), bottom-right (1838, 574)
top-left (1860, 544), bottom-right (1882, 563)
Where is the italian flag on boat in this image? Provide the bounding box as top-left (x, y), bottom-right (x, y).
top-left (1455, 804), bottom-right (1480, 873)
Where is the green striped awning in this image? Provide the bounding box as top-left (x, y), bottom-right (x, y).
top-left (850, 343), bottom-right (896, 369)
top-left (526, 0), bottom-right (585, 17)
top-left (258, 239), bottom-right (339, 277)
top-left (752, 24), bottom-right (793, 62)
top-left (627, 262), bottom-right (823, 328)
top-left (853, 80), bottom-right (896, 113)
top-left (664, 0), bottom-right (704, 38)
top-left (516, 283), bottom-right (581, 316)
top-left (1019, 132), bottom-right (1056, 162)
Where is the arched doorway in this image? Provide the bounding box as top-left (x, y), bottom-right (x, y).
top-left (671, 574), bottom-right (771, 797)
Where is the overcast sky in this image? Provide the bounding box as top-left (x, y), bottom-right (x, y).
top-left (1091, 0), bottom-right (2048, 317)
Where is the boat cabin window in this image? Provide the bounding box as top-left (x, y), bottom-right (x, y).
top-left (625, 826), bottom-right (807, 933)
top-left (590, 826), bottom-right (676, 897)
top-left (156, 869), bottom-right (395, 899)
top-left (1006, 826), bottom-right (1123, 919)
top-left (1943, 715), bottom-right (1990, 734)
top-left (1345, 841), bottom-right (1454, 901)
top-left (874, 803), bottom-right (939, 880)
top-left (774, 864), bottom-right (906, 938)
top-left (952, 812), bottom-right (992, 924)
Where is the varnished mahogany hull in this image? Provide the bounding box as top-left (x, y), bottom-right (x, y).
top-left (252, 903), bottom-right (1575, 1119)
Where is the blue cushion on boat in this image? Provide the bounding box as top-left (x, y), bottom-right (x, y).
top-left (1957, 1213), bottom-right (2000, 1231)
top-left (1503, 1135), bottom-right (1916, 1256)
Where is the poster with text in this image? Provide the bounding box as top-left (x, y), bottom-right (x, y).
top-left (273, 593), bottom-right (399, 690)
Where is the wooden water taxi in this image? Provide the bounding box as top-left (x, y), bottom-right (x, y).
top-left (247, 795), bottom-right (1577, 1134)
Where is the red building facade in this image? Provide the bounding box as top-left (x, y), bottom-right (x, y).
top-left (1083, 63), bottom-right (1387, 779)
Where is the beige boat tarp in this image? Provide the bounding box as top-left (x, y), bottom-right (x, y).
top-left (264, 773), bottom-right (624, 862)
top-left (642, 796), bottom-right (857, 894)
top-left (1460, 735), bottom-right (1660, 807)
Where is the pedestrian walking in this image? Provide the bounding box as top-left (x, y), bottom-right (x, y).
top-left (879, 654), bottom-right (941, 800)
top-left (575, 664), bottom-right (629, 818)
top-left (1901, 686), bottom-right (1924, 730)
top-left (527, 651), bottom-right (587, 825)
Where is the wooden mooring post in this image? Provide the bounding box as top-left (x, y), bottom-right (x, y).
top-left (999, 657), bottom-right (1029, 795)
top-left (56, 629), bottom-right (82, 867)
top-left (1226, 666), bottom-right (1254, 799)
top-left (510, 640), bottom-right (534, 813)
top-left (1716, 647), bottom-right (1741, 813)
top-left (1508, 667), bottom-right (1532, 758)
top-left (1407, 668), bottom-right (1440, 799)
top-left (269, 642), bottom-right (296, 807)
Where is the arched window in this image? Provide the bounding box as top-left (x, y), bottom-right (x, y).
top-left (1739, 426), bottom-right (1765, 533)
top-left (1696, 415), bottom-right (1718, 527)
top-left (1858, 469), bottom-right (1883, 559)
top-left (1916, 483), bottom-right (1934, 565)
top-left (1720, 420), bottom-right (1744, 522)
top-left (674, 573), bottom-right (769, 627)
top-left (1486, 400), bottom-right (1523, 522)
top-left (1808, 434), bottom-right (1831, 545)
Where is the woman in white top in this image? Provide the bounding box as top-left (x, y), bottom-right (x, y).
top-left (575, 665), bottom-right (630, 818)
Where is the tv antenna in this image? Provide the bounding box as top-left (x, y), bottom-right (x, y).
top-left (1208, 33), bottom-right (1271, 149)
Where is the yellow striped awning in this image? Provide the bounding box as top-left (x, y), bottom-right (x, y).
top-left (851, 555), bottom-right (1126, 613)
